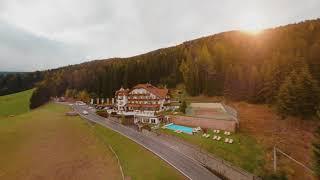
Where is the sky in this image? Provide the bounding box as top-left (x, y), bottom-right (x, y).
top-left (0, 0), bottom-right (320, 71)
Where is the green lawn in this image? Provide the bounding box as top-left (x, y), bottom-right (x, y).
top-left (91, 124), bottom-right (185, 180)
top-left (0, 89), bottom-right (33, 117)
top-left (159, 128), bottom-right (265, 175)
top-left (0, 103), bottom-right (122, 180)
top-left (0, 101), bottom-right (184, 180)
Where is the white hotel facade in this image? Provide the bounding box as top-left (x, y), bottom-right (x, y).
top-left (115, 83), bottom-right (170, 124)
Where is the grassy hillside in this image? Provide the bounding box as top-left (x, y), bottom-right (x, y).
top-left (171, 91), bottom-right (319, 179)
top-left (0, 89), bottom-right (33, 117)
top-left (159, 128), bottom-right (265, 175)
top-left (0, 103), bottom-right (122, 180)
top-left (0, 103), bottom-right (185, 180)
top-left (92, 124), bottom-right (185, 180)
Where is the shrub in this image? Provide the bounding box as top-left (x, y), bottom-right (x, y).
top-left (262, 172), bottom-right (288, 180)
top-left (96, 110), bottom-right (108, 118)
top-left (120, 115), bottom-right (125, 125)
top-left (141, 124), bottom-right (151, 131)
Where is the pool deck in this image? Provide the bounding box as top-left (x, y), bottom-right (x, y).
top-left (163, 123), bottom-right (194, 135)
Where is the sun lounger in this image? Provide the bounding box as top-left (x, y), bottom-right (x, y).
top-left (228, 139), bottom-right (233, 144)
top-left (206, 134), bottom-right (210, 138)
top-left (217, 136), bottom-right (221, 141)
top-left (213, 135), bottom-right (217, 140)
top-left (202, 133), bottom-right (207, 137)
top-left (225, 138), bottom-right (229, 143)
top-left (216, 130), bottom-right (220, 133)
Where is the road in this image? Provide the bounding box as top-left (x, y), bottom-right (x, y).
top-left (73, 104), bottom-right (220, 180)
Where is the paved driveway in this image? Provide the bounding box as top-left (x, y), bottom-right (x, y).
top-left (73, 105), bottom-right (220, 180)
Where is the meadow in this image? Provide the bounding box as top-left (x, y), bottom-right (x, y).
top-left (0, 89), bottom-right (33, 117)
top-left (0, 93), bottom-right (184, 179)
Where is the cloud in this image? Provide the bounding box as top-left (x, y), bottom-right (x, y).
top-left (0, 0), bottom-right (320, 71)
top-left (0, 20), bottom-right (84, 71)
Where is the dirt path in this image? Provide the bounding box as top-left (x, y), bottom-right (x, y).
top-left (0, 104), bottom-right (122, 180)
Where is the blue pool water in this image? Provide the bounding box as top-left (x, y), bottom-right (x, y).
top-left (165, 124), bottom-right (193, 134)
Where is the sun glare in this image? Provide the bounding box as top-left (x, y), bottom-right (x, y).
top-left (239, 11), bottom-right (266, 35)
top-left (242, 27), bottom-right (262, 35)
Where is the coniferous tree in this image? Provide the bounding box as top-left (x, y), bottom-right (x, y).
top-left (276, 67), bottom-right (320, 118)
top-left (25, 19), bottom-right (320, 113)
top-left (180, 101), bottom-right (187, 114)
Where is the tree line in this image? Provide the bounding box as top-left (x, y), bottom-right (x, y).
top-left (0, 71), bottom-right (43, 96)
top-left (29, 19), bottom-right (320, 119)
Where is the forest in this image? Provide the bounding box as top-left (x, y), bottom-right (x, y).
top-left (11, 19), bottom-right (319, 118)
top-left (0, 71), bottom-right (43, 96)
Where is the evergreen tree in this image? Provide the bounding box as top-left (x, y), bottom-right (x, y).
top-left (276, 67), bottom-right (320, 118)
top-left (180, 101), bottom-right (187, 114)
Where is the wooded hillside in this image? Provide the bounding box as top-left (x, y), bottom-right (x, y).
top-left (0, 71), bottom-right (43, 96)
top-left (30, 19), bottom-right (320, 117)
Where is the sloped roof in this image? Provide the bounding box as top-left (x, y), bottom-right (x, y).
top-left (115, 87), bottom-right (129, 95)
top-left (132, 83), bottom-right (168, 98)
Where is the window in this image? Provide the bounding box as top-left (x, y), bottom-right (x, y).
top-left (151, 119), bottom-right (156, 124)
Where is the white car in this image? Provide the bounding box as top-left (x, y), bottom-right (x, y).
top-left (82, 110), bottom-right (89, 115)
top-left (76, 101), bottom-right (86, 106)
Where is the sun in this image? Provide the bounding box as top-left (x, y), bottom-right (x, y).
top-left (240, 21), bottom-right (264, 35)
top-left (239, 12), bottom-right (266, 35)
top-left (242, 27), bottom-right (263, 35)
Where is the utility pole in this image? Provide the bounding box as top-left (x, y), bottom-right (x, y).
top-left (273, 146), bottom-right (277, 172)
top-left (273, 146), bottom-right (314, 174)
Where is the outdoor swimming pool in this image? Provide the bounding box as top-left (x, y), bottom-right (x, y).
top-left (164, 123), bottom-right (193, 134)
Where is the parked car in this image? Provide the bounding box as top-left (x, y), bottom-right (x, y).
top-left (82, 110), bottom-right (89, 115)
top-left (76, 101), bottom-right (86, 106)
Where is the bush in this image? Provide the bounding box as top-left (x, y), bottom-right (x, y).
top-left (262, 172), bottom-right (288, 180)
top-left (141, 124), bottom-right (151, 131)
top-left (96, 110), bottom-right (108, 118)
top-left (120, 115), bottom-right (125, 125)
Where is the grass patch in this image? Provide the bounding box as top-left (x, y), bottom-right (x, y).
top-left (0, 103), bottom-right (122, 180)
top-left (0, 101), bottom-right (185, 179)
top-left (159, 128), bottom-right (265, 175)
top-left (91, 124), bottom-right (186, 180)
top-left (0, 89), bottom-right (33, 117)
